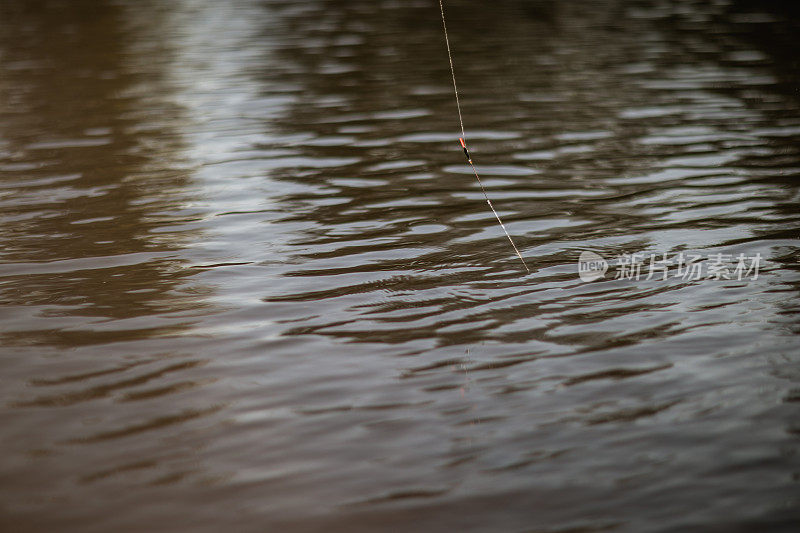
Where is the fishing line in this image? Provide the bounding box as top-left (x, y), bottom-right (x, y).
top-left (437, 0), bottom-right (530, 273)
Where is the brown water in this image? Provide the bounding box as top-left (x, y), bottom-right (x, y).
top-left (1, 0), bottom-right (799, 531)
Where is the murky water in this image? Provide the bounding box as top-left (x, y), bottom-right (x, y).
top-left (1, 0), bottom-right (799, 531)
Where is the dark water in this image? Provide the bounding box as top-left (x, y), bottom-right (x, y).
top-left (1, 0), bottom-right (799, 531)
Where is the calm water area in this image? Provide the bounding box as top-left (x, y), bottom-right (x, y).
top-left (0, 0), bottom-right (799, 531)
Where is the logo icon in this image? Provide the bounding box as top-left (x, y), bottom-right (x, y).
top-left (578, 251), bottom-right (608, 282)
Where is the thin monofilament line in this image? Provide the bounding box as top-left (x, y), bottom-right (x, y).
top-left (437, 0), bottom-right (465, 138)
top-left (468, 161), bottom-right (530, 272)
top-left (437, 0), bottom-right (530, 273)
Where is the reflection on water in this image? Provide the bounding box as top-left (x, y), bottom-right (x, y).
top-left (0, 0), bottom-right (798, 531)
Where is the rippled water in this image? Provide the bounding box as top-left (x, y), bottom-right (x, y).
top-left (1, 0), bottom-right (799, 531)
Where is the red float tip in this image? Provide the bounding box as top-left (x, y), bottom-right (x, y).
top-left (459, 137), bottom-right (466, 149)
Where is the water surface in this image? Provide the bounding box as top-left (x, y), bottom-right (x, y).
top-left (1, 0), bottom-right (799, 531)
